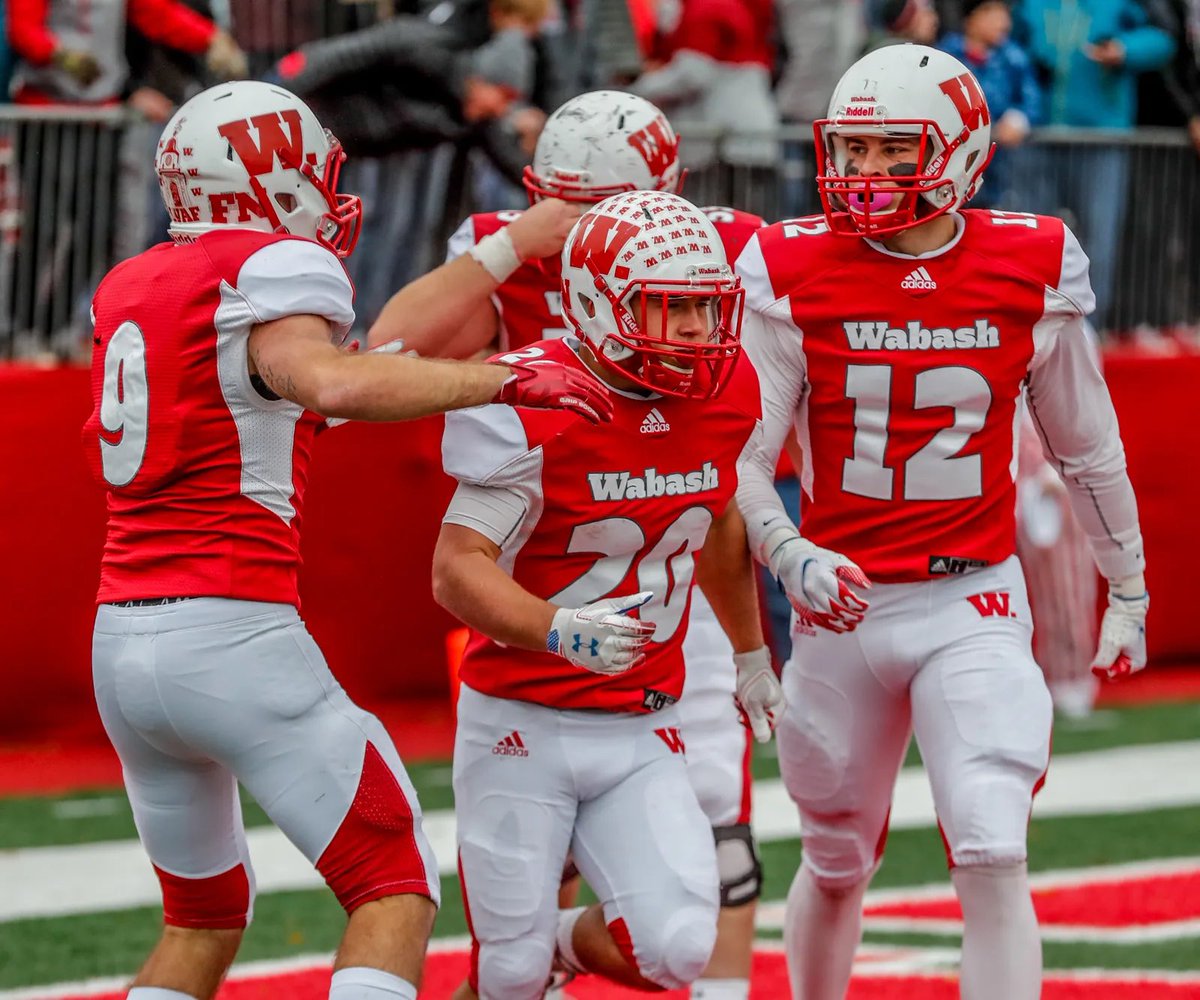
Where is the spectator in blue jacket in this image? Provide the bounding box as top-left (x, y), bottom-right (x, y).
top-left (1017, 0), bottom-right (1175, 127)
top-left (1012, 0), bottom-right (1175, 328)
top-left (940, 0), bottom-right (1042, 205)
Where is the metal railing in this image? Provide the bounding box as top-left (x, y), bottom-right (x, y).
top-left (1, 108), bottom-right (1196, 361)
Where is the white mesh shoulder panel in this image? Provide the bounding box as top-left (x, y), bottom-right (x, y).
top-left (214, 280), bottom-right (305, 524)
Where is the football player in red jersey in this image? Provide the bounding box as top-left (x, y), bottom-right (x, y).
top-left (734, 45), bottom-right (1149, 1000)
top-left (432, 191), bottom-right (787, 1000)
top-left (82, 81), bottom-right (611, 1000)
top-left (371, 91), bottom-right (772, 1000)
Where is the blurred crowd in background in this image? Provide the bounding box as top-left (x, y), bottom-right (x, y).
top-left (2, 0), bottom-right (1199, 357)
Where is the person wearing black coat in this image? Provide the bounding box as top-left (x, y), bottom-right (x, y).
top-left (275, 14), bottom-right (528, 182)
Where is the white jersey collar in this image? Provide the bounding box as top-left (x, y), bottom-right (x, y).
top-left (862, 211), bottom-right (966, 261)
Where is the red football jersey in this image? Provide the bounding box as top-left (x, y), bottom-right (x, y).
top-left (446, 206), bottom-right (764, 353)
top-left (442, 338), bottom-right (761, 712)
top-left (83, 230), bottom-right (355, 605)
top-left (737, 208), bottom-right (1095, 583)
top-left (700, 205), bottom-right (766, 262)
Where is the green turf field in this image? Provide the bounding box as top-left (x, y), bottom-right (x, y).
top-left (2, 700), bottom-right (1198, 992)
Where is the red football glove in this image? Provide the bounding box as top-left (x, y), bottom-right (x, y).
top-left (492, 361), bottom-right (613, 424)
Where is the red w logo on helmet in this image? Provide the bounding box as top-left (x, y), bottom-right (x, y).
top-left (216, 110), bottom-right (306, 176)
top-left (627, 116), bottom-right (678, 181)
top-left (938, 73), bottom-right (991, 131)
top-left (567, 214), bottom-right (640, 280)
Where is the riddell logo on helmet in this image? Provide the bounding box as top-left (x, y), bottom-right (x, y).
top-left (840, 105), bottom-right (878, 118)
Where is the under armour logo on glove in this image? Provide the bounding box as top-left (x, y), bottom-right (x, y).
top-left (548, 592), bottom-right (655, 674)
top-left (573, 635), bottom-right (601, 657)
top-left (492, 361), bottom-right (614, 424)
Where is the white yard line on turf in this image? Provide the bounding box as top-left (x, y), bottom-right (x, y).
top-left (2, 740), bottom-right (1200, 923)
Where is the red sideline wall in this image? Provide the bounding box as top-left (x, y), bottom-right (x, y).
top-left (0, 348), bottom-right (1195, 743)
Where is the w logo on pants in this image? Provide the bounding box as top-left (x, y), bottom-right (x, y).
top-left (966, 591), bottom-right (1015, 618)
top-left (654, 727), bottom-right (686, 754)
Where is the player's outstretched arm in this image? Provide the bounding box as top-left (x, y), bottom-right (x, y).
top-left (432, 524), bottom-right (653, 674)
top-left (249, 314), bottom-right (611, 422)
top-left (366, 198), bottom-right (582, 357)
top-left (695, 503), bottom-right (785, 742)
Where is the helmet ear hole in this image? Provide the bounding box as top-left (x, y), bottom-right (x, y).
top-left (275, 192), bottom-right (298, 213)
top-left (576, 290), bottom-right (597, 319)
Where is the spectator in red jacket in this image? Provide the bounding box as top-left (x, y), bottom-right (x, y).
top-left (630, 0), bottom-right (780, 213)
top-left (6, 0), bottom-right (246, 104)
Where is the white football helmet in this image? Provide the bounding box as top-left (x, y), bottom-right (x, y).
top-left (524, 91), bottom-right (683, 204)
top-left (560, 191), bottom-right (743, 400)
top-left (814, 44), bottom-right (995, 236)
top-left (156, 81), bottom-right (361, 257)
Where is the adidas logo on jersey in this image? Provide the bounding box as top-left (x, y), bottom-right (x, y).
top-left (843, 319), bottom-right (1000, 352)
top-left (901, 266), bottom-right (937, 294)
top-left (588, 462), bottom-right (719, 502)
top-left (492, 731), bottom-right (529, 757)
top-left (640, 408), bottom-right (671, 434)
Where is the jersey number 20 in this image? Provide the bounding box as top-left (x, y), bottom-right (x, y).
top-left (549, 507), bottom-right (714, 642)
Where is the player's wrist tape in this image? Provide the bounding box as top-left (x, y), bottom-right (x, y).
top-left (468, 228), bottom-right (522, 283)
top-left (1109, 572), bottom-right (1147, 601)
top-left (759, 522), bottom-right (805, 580)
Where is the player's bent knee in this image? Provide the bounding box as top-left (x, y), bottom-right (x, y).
top-left (615, 906), bottom-right (718, 990)
top-left (715, 823), bottom-right (762, 907)
top-left (476, 937), bottom-right (555, 1000)
top-left (317, 742), bottom-right (439, 913)
top-left (155, 863), bottom-right (253, 930)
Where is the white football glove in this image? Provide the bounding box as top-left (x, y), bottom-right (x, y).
top-left (770, 534), bottom-right (871, 634)
top-left (1091, 575), bottom-right (1149, 681)
top-left (733, 647), bottom-right (786, 743)
top-left (548, 591), bottom-right (656, 675)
